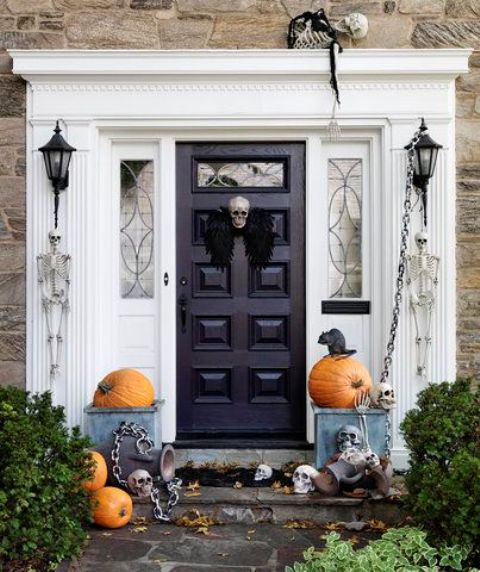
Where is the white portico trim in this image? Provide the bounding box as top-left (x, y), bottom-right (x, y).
top-left (11, 49), bottom-right (470, 468)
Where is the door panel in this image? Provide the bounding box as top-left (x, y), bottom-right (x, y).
top-left (176, 142), bottom-right (306, 440)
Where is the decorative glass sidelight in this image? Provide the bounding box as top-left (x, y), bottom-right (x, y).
top-left (328, 159), bottom-right (362, 298)
top-left (120, 160), bottom-right (154, 298)
top-left (197, 161), bottom-right (284, 188)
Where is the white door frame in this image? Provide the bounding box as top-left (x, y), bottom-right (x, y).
top-left (11, 48), bottom-right (470, 467)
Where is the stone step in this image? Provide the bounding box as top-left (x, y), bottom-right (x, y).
top-left (132, 486), bottom-right (404, 526)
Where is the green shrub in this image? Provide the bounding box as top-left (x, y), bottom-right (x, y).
top-left (0, 386), bottom-right (93, 570)
top-left (286, 527), bottom-right (474, 572)
top-left (400, 379), bottom-right (480, 563)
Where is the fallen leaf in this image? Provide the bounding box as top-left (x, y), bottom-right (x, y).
top-left (175, 510), bottom-right (217, 529)
top-left (349, 534), bottom-right (360, 545)
top-left (217, 553), bottom-right (230, 557)
top-left (343, 489), bottom-right (368, 498)
top-left (324, 522), bottom-right (343, 531)
top-left (186, 480), bottom-right (200, 492)
top-left (368, 519), bottom-right (387, 530)
top-left (246, 536), bottom-right (251, 541)
top-left (271, 480), bottom-right (282, 490)
top-left (247, 529), bottom-right (256, 534)
top-left (195, 526), bottom-right (210, 535)
top-left (152, 558), bottom-right (167, 565)
top-left (101, 532), bottom-right (112, 537)
top-left (281, 485), bottom-right (294, 495)
top-left (283, 520), bottom-right (316, 529)
top-left (233, 481), bottom-right (243, 489)
top-left (132, 526), bottom-right (148, 534)
top-left (162, 531), bottom-right (172, 536)
top-left (133, 516), bottom-right (147, 525)
top-left (184, 491), bottom-right (202, 497)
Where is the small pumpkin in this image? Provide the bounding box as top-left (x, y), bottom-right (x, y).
top-left (83, 451), bottom-right (108, 492)
top-left (91, 487), bottom-right (133, 529)
top-left (308, 355), bottom-right (372, 408)
top-left (93, 368), bottom-right (154, 408)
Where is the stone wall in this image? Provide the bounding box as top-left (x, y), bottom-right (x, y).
top-left (0, 0), bottom-right (478, 387)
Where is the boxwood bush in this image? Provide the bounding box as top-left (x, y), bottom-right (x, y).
top-left (0, 386), bottom-right (93, 570)
top-left (401, 379), bottom-right (480, 566)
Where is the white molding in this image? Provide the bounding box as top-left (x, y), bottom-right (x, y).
top-left (15, 49), bottom-right (469, 466)
top-left (10, 49), bottom-right (471, 79)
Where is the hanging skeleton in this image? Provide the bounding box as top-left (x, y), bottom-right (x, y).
top-left (204, 196), bottom-right (275, 270)
top-left (288, 10), bottom-right (368, 140)
top-left (37, 229), bottom-right (71, 383)
top-left (406, 231), bottom-right (439, 378)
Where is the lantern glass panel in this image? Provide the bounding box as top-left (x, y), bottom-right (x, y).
top-left (418, 147), bottom-right (433, 178)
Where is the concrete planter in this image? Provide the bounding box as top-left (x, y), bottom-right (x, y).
top-left (84, 400), bottom-right (164, 446)
top-left (311, 403), bottom-right (388, 469)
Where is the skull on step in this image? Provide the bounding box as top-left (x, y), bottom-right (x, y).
top-left (254, 464), bottom-right (273, 482)
top-left (127, 469), bottom-right (153, 497)
top-left (292, 465), bottom-right (319, 494)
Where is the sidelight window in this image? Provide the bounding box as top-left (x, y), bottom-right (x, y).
top-left (120, 160), bottom-right (154, 299)
top-left (327, 158), bottom-right (363, 299)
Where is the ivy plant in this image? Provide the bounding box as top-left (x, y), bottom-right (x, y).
top-left (0, 387), bottom-right (93, 570)
top-left (286, 527), bottom-right (475, 572)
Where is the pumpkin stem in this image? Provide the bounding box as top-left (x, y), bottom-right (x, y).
top-left (119, 508), bottom-right (127, 517)
top-left (97, 381), bottom-right (112, 394)
top-left (352, 380), bottom-right (364, 389)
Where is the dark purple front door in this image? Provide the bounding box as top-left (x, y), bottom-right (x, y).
top-left (176, 142), bottom-right (306, 441)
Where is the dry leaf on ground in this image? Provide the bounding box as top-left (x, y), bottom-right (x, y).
top-left (323, 522), bottom-right (344, 531)
top-left (271, 480), bottom-right (282, 490)
top-left (186, 480), bottom-right (200, 492)
top-left (195, 526), bottom-right (210, 535)
top-left (367, 519), bottom-right (387, 530)
top-left (175, 510), bottom-right (218, 529)
top-left (233, 481), bottom-right (243, 489)
top-left (132, 526), bottom-right (148, 534)
top-left (283, 520), bottom-right (316, 529)
top-left (184, 491), bottom-right (202, 497)
top-left (132, 516), bottom-right (147, 525)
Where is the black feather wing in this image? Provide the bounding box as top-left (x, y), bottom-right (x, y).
top-left (243, 208), bottom-right (275, 269)
top-left (204, 208), bottom-right (234, 270)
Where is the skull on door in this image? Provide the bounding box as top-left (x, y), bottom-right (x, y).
top-left (228, 196), bottom-right (250, 229)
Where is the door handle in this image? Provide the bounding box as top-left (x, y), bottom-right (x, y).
top-left (178, 293), bottom-right (188, 333)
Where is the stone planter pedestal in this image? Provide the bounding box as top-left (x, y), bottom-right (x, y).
top-left (84, 400), bottom-right (164, 446)
top-left (311, 403), bottom-right (388, 469)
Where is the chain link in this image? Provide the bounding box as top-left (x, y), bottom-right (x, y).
top-left (111, 421), bottom-right (181, 522)
top-left (379, 127), bottom-right (422, 458)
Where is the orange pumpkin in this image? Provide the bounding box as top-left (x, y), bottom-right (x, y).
top-left (308, 356), bottom-right (372, 408)
top-left (93, 368), bottom-right (154, 408)
top-left (83, 451), bottom-right (108, 492)
top-left (91, 487), bottom-right (132, 529)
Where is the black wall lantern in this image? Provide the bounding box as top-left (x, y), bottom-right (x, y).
top-left (405, 118), bottom-right (443, 228)
top-left (39, 120), bottom-right (76, 229)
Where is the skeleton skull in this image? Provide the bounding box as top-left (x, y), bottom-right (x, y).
top-left (292, 465), bottom-right (319, 494)
top-left (48, 229), bottom-right (62, 250)
top-left (336, 425), bottom-right (363, 452)
top-left (335, 13), bottom-right (369, 39)
top-left (127, 469), bottom-right (153, 497)
top-left (228, 196), bottom-right (250, 229)
top-left (363, 448), bottom-right (381, 470)
top-left (254, 464), bottom-right (273, 482)
top-left (415, 231), bottom-right (428, 255)
top-left (370, 382), bottom-right (396, 410)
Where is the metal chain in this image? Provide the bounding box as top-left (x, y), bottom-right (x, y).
top-left (379, 127), bottom-right (422, 458)
top-left (111, 421), bottom-right (181, 522)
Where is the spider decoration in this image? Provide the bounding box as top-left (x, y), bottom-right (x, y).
top-left (204, 196), bottom-right (276, 270)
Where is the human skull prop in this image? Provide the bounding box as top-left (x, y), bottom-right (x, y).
top-left (370, 382), bottom-right (396, 410)
top-left (363, 448), bottom-right (381, 470)
top-left (415, 231), bottom-right (428, 255)
top-left (336, 425), bottom-right (363, 452)
top-left (335, 13), bottom-right (369, 39)
top-left (254, 464), bottom-right (273, 482)
top-left (48, 229), bottom-right (62, 251)
top-left (127, 469), bottom-right (153, 497)
top-left (292, 465), bottom-right (319, 494)
top-left (228, 196), bottom-right (250, 229)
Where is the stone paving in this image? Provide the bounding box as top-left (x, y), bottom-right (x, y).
top-left (69, 522), bottom-right (382, 571)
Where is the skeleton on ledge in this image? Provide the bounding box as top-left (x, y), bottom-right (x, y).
top-left (37, 229), bottom-right (71, 382)
top-left (406, 231), bottom-right (439, 379)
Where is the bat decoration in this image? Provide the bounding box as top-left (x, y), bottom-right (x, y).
top-left (204, 196), bottom-right (275, 270)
